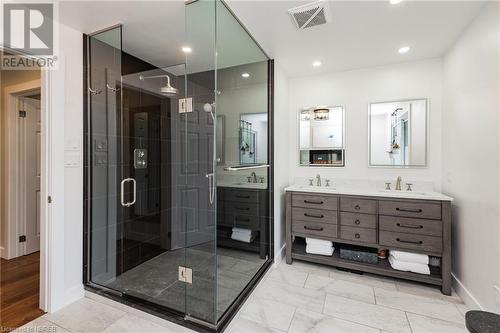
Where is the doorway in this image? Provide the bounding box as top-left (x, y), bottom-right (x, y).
top-left (1, 67), bottom-right (44, 330)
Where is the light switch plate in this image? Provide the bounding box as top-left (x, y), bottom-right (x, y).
top-left (178, 266), bottom-right (193, 284)
top-left (179, 98), bottom-right (193, 114)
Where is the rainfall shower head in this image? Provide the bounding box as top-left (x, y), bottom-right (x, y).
top-left (139, 74), bottom-right (178, 97)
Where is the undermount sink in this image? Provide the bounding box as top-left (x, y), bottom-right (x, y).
top-left (378, 189), bottom-right (430, 196)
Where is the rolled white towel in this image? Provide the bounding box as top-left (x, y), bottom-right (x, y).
top-left (390, 250), bottom-right (429, 265)
top-left (232, 227), bottom-right (252, 235)
top-left (305, 237), bottom-right (333, 247)
top-left (306, 244), bottom-right (334, 256)
top-left (389, 255), bottom-right (430, 275)
top-left (231, 231), bottom-right (256, 243)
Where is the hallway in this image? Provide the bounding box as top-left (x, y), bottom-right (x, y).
top-left (0, 252), bottom-right (44, 330)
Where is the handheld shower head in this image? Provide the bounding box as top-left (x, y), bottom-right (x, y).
top-left (139, 74), bottom-right (178, 97)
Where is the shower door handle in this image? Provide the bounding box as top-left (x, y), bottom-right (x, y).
top-left (206, 173), bottom-right (215, 205)
top-left (120, 178), bottom-right (137, 207)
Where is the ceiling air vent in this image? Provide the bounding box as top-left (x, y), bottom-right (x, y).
top-left (288, 0), bottom-right (330, 30)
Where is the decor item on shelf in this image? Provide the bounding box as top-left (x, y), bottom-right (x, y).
top-left (305, 237), bottom-right (334, 256)
top-left (377, 249), bottom-right (388, 259)
top-left (340, 245), bottom-right (378, 264)
top-left (389, 250), bottom-right (430, 275)
top-left (429, 256), bottom-right (441, 267)
top-left (231, 227), bottom-right (256, 243)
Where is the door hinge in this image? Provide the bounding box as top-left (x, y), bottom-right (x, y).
top-left (47, 195), bottom-right (52, 203)
top-left (19, 235), bottom-right (26, 243)
top-left (19, 110), bottom-right (27, 118)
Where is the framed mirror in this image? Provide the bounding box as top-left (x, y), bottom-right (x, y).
top-left (369, 99), bottom-right (427, 167)
top-left (298, 106), bottom-right (345, 167)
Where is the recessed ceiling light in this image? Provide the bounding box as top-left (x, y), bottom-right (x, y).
top-left (398, 46), bottom-right (410, 54)
top-left (181, 46), bottom-right (192, 53)
top-left (390, 0), bottom-right (403, 4)
top-left (312, 61), bottom-right (321, 67)
top-left (241, 72), bottom-right (250, 78)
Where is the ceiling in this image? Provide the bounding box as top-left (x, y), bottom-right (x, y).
top-left (226, 0), bottom-right (485, 77)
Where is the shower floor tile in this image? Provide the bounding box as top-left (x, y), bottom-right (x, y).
top-left (106, 243), bottom-right (266, 322)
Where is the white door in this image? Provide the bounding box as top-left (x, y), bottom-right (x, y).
top-left (21, 95), bottom-right (41, 255)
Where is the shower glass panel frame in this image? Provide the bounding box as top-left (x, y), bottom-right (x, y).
top-left (84, 1), bottom-right (273, 330)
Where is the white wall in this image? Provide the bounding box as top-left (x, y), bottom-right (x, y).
top-left (273, 63), bottom-right (290, 261)
top-left (45, 21), bottom-right (84, 312)
top-left (287, 59), bottom-right (443, 189)
top-left (442, 2), bottom-right (500, 312)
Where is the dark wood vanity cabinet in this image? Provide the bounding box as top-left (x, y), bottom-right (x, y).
top-left (286, 191), bottom-right (452, 295)
top-left (217, 187), bottom-right (269, 259)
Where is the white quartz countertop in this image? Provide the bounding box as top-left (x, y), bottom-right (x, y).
top-left (285, 184), bottom-right (453, 201)
top-left (217, 181), bottom-right (268, 190)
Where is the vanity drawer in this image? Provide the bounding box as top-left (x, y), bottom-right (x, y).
top-left (292, 221), bottom-right (337, 239)
top-left (340, 198), bottom-right (377, 214)
top-left (226, 202), bottom-right (259, 216)
top-left (379, 200), bottom-right (441, 220)
top-left (225, 214), bottom-right (260, 229)
top-left (292, 207), bottom-right (338, 224)
top-left (379, 231), bottom-right (442, 253)
top-left (379, 216), bottom-right (442, 237)
top-left (340, 226), bottom-right (377, 244)
top-left (224, 189), bottom-right (259, 204)
top-left (340, 212), bottom-right (377, 229)
top-left (292, 193), bottom-right (338, 210)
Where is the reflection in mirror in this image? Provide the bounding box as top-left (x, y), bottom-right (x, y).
top-left (239, 113), bottom-right (268, 165)
top-left (299, 106), bottom-right (345, 166)
top-left (369, 99), bottom-right (427, 167)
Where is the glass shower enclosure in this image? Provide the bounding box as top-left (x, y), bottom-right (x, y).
top-left (84, 1), bottom-right (272, 329)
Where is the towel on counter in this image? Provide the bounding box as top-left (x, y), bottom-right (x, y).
top-left (389, 255), bottom-right (430, 275)
top-left (390, 250), bottom-right (429, 265)
top-left (305, 237), bottom-right (333, 247)
top-left (306, 244), bottom-right (334, 256)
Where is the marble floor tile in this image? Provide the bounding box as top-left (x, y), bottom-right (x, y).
top-left (455, 302), bottom-right (472, 317)
top-left (253, 279), bottom-right (326, 313)
top-left (43, 298), bottom-right (126, 333)
top-left (15, 317), bottom-right (71, 333)
top-left (101, 313), bottom-right (190, 333)
top-left (305, 274), bottom-right (375, 304)
top-left (374, 288), bottom-right (464, 324)
top-left (288, 308), bottom-right (380, 333)
top-left (329, 270), bottom-right (397, 291)
top-left (239, 298), bottom-right (296, 331)
top-left (323, 294), bottom-right (412, 333)
top-left (395, 281), bottom-right (462, 304)
top-left (227, 317), bottom-right (286, 333)
top-left (266, 264), bottom-right (309, 287)
top-left (406, 313), bottom-right (468, 333)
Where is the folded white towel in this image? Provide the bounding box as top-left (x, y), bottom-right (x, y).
top-left (231, 230), bottom-right (256, 243)
top-left (390, 250), bottom-right (429, 265)
top-left (306, 244), bottom-right (334, 256)
top-left (389, 255), bottom-right (430, 275)
top-left (305, 237), bottom-right (333, 247)
top-left (232, 227), bottom-right (252, 235)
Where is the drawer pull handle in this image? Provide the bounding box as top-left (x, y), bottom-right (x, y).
top-left (355, 233), bottom-right (361, 239)
top-left (235, 206), bottom-right (250, 211)
top-left (397, 223), bottom-right (423, 229)
top-left (235, 195), bottom-right (251, 199)
top-left (396, 208), bottom-right (423, 213)
top-left (354, 219), bottom-right (361, 225)
top-left (354, 204), bottom-right (361, 210)
top-left (304, 200), bottom-right (324, 205)
top-left (396, 238), bottom-right (423, 245)
top-left (304, 213), bottom-right (324, 219)
top-left (304, 226), bottom-right (324, 231)
top-left (235, 217), bottom-right (251, 222)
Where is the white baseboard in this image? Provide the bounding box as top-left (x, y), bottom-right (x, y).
top-left (452, 272), bottom-right (483, 310)
top-left (274, 243), bottom-right (286, 267)
top-left (0, 246), bottom-right (4, 259)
